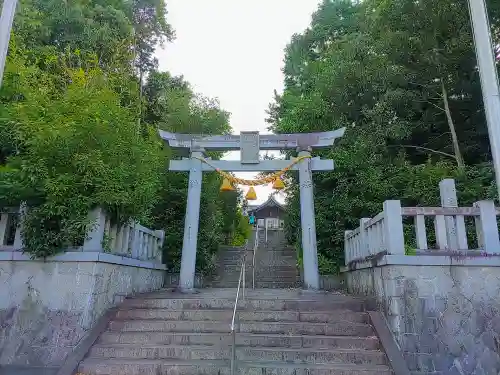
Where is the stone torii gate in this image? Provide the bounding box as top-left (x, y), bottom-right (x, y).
top-left (159, 129), bottom-right (345, 292)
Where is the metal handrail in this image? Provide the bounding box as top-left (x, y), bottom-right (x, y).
top-left (252, 225), bottom-right (259, 289)
top-left (230, 239), bottom-right (248, 375)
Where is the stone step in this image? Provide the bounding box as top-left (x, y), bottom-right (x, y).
top-left (251, 280), bottom-right (300, 284)
top-left (254, 264), bottom-right (297, 268)
top-left (254, 271), bottom-right (300, 276)
top-left (211, 273), bottom-right (252, 280)
top-left (253, 280), bottom-right (301, 285)
top-left (115, 309), bottom-right (369, 323)
top-left (210, 283), bottom-right (301, 289)
top-left (107, 320), bottom-right (374, 336)
top-left (255, 283), bottom-right (302, 289)
top-left (214, 273), bottom-right (299, 281)
top-left (254, 273), bottom-right (300, 278)
top-left (254, 269), bottom-right (299, 274)
top-left (255, 251), bottom-right (295, 256)
top-left (98, 332), bottom-right (380, 350)
top-left (138, 288), bottom-right (347, 298)
top-left (215, 265), bottom-right (252, 270)
top-left (254, 263), bottom-right (298, 268)
top-left (220, 254), bottom-right (252, 259)
top-left (78, 358), bottom-right (392, 375)
top-left (88, 344), bottom-right (387, 365)
top-left (121, 298), bottom-right (366, 311)
top-left (218, 247), bottom-right (246, 253)
top-left (218, 256), bottom-right (248, 261)
top-left (219, 261), bottom-right (251, 266)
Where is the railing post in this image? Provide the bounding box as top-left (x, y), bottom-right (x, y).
top-left (12, 204), bottom-right (26, 251)
top-left (83, 207), bottom-right (106, 252)
top-left (360, 218), bottom-right (370, 258)
top-left (344, 230), bottom-right (353, 265)
top-left (131, 222), bottom-right (141, 259)
top-left (0, 212), bottom-right (8, 246)
top-left (474, 200), bottom-right (500, 254)
top-left (383, 200), bottom-right (405, 255)
top-left (440, 179), bottom-right (467, 250)
top-left (154, 230), bottom-right (165, 263)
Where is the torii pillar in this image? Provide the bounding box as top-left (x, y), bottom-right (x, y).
top-left (178, 147), bottom-right (204, 292)
top-left (297, 147), bottom-right (320, 289)
top-left (160, 129), bottom-right (345, 292)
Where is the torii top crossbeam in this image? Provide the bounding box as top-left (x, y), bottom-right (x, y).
top-left (158, 128), bottom-right (345, 151)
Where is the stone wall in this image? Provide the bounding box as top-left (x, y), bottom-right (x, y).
top-left (0, 253), bottom-right (164, 367)
top-left (345, 256), bottom-right (500, 375)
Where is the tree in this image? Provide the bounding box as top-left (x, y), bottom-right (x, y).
top-left (0, 59), bottom-right (164, 258)
top-left (269, 0), bottom-right (499, 272)
top-left (0, 0), bottom-right (242, 268)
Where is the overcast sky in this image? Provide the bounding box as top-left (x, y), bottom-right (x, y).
top-left (156, 0), bottom-right (321, 204)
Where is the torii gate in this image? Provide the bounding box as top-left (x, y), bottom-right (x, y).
top-left (159, 129), bottom-right (345, 292)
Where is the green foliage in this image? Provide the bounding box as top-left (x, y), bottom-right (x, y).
top-left (0, 61), bottom-right (164, 258)
top-left (0, 0), bottom-right (241, 264)
top-left (269, 0), bottom-right (500, 274)
top-left (232, 209), bottom-right (252, 246)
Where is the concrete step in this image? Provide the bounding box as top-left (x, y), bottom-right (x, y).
top-left (255, 283), bottom-right (302, 289)
top-left (218, 247), bottom-right (246, 253)
top-left (211, 274), bottom-right (252, 280)
top-left (121, 298), bottom-right (366, 311)
top-left (255, 268), bottom-right (299, 274)
top-left (219, 262), bottom-right (252, 267)
top-left (115, 309), bottom-right (369, 323)
top-left (78, 358), bottom-right (392, 375)
top-left (254, 262), bottom-right (297, 267)
top-left (212, 277), bottom-right (299, 283)
top-left (254, 252), bottom-right (296, 256)
top-left (209, 284), bottom-right (301, 289)
top-left (98, 332), bottom-right (380, 350)
top-left (254, 274), bottom-right (300, 279)
top-left (212, 275), bottom-right (299, 283)
top-left (218, 266), bottom-right (253, 272)
top-left (238, 361), bottom-right (393, 375)
top-left (107, 320), bottom-right (374, 336)
top-left (255, 260), bottom-right (296, 271)
top-left (254, 273), bottom-right (299, 278)
top-left (221, 254), bottom-right (255, 260)
top-left (138, 288), bottom-right (348, 299)
top-left (88, 344), bottom-right (387, 365)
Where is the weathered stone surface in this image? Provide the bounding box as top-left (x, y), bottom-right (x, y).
top-left (80, 288), bottom-right (392, 375)
top-left (346, 264), bottom-right (500, 374)
top-left (0, 260), bottom-right (164, 367)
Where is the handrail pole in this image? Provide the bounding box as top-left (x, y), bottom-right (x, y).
top-left (242, 261), bottom-right (246, 301)
top-left (231, 264), bottom-right (243, 331)
top-left (230, 329), bottom-right (236, 375)
top-left (252, 226), bottom-right (258, 289)
top-left (230, 239), bottom-right (248, 375)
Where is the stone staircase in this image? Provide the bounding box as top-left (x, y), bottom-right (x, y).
top-left (77, 288), bottom-right (393, 375)
top-left (253, 229), bottom-right (301, 289)
top-left (210, 230), bottom-right (300, 289)
top-left (209, 245), bottom-right (253, 288)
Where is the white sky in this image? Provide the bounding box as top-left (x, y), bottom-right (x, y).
top-left (156, 0), bottom-right (321, 204)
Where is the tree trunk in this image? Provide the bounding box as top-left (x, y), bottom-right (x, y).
top-left (137, 68), bottom-right (143, 133)
top-left (441, 80), bottom-right (464, 168)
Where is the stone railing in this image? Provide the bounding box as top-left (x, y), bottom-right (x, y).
top-left (342, 178), bottom-right (500, 374)
top-left (0, 206), bottom-right (166, 369)
top-left (344, 200), bottom-right (404, 264)
top-left (0, 206), bottom-right (164, 262)
top-left (344, 179), bottom-right (500, 264)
